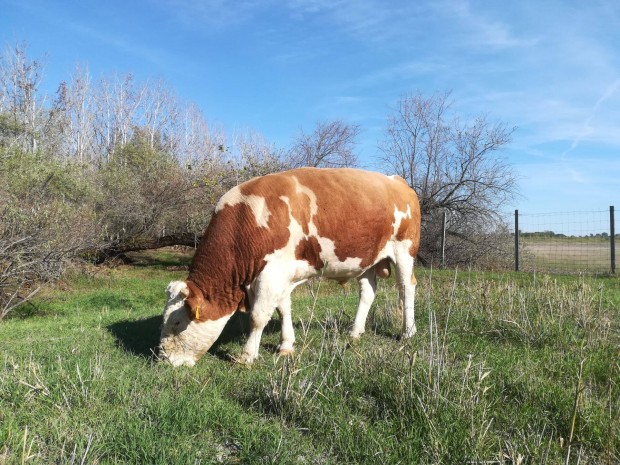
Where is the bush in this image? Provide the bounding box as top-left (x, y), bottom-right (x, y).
top-left (0, 149), bottom-right (100, 318)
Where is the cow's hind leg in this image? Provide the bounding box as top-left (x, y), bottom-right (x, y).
top-left (394, 243), bottom-right (417, 338)
top-left (349, 267), bottom-right (377, 339)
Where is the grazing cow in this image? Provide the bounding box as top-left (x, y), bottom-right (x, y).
top-left (159, 168), bottom-right (421, 367)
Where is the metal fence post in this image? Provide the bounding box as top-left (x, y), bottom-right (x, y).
top-left (611, 206), bottom-right (616, 274)
top-left (515, 209), bottom-right (519, 272)
top-left (440, 210), bottom-right (447, 268)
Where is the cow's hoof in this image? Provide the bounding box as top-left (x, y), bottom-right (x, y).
top-left (276, 345), bottom-right (295, 356)
top-left (400, 326), bottom-right (417, 340)
top-left (235, 352), bottom-right (257, 365)
top-left (348, 331), bottom-right (363, 341)
top-left (346, 337), bottom-right (362, 351)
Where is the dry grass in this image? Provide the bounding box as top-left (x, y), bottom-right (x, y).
top-left (521, 238), bottom-right (615, 274)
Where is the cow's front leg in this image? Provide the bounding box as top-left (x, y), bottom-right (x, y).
top-left (276, 292), bottom-right (295, 356)
top-left (239, 267), bottom-right (291, 364)
top-left (239, 301), bottom-right (275, 365)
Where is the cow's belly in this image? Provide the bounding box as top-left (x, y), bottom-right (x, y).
top-left (321, 260), bottom-right (365, 280)
top-left (293, 249), bottom-right (392, 282)
top-left (266, 236), bottom-right (396, 284)
top-left (286, 257), bottom-right (362, 281)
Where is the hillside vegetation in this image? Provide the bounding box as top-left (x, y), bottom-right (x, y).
top-left (1, 249), bottom-right (619, 464)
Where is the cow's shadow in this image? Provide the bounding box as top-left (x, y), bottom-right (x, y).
top-left (107, 315), bottom-right (162, 359)
top-left (107, 311), bottom-right (281, 361)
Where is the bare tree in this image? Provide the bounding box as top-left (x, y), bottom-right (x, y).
top-left (0, 151), bottom-right (102, 319)
top-left (0, 40), bottom-right (295, 273)
top-left (140, 79), bottom-right (179, 151)
top-left (176, 102), bottom-right (226, 169)
top-left (288, 119), bottom-right (360, 168)
top-left (233, 129), bottom-right (287, 178)
top-left (54, 65), bottom-right (96, 163)
top-left (92, 73), bottom-right (145, 162)
top-left (0, 42), bottom-right (48, 152)
top-left (380, 91), bottom-right (517, 267)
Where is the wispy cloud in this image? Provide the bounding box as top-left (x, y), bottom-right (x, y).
top-left (349, 60), bottom-right (448, 91)
top-left (437, 0), bottom-right (539, 49)
top-left (67, 22), bottom-right (168, 68)
top-left (561, 78), bottom-right (620, 159)
top-left (5, 0), bottom-right (169, 68)
top-left (154, 0), bottom-right (269, 31)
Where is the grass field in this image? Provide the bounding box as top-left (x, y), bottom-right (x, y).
top-left (1, 249), bottom-right (619, 464)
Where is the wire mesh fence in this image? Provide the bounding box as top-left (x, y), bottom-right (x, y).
top-left (515, 207), bottom-right (616, 275)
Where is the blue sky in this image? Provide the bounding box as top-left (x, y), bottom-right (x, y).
top-left (1, 0), bottom-right (619, 218)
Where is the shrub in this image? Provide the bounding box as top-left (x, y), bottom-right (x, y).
top-left (0, 149), bottom-right (99, 318)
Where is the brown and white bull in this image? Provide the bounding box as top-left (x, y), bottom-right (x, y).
top-left (159, 167), bottom-right (421, 367)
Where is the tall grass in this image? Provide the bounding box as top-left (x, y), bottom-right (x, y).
top-left (1, 252), bottom-right (619, 464)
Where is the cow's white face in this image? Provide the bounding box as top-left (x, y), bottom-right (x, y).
top-left (158, 281), bottom-right (231, 367)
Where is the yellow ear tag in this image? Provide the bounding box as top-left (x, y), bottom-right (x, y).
top-left (195, 304), bottom-right (201, 320)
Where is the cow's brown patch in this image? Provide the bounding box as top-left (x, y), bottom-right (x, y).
top-left (184, 280), bottom-right (209, 320)
top-left (295, 236), bottom-right (324, 270)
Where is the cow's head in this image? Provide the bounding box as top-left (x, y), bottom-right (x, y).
top-left (158, 281), bottom-right (232, 367)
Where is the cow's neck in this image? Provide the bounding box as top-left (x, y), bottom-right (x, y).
top-left (186, 211), bottom-right (261, 315)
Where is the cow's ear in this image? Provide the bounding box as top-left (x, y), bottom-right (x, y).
top-left (184, 281), bottom-right (207, 321)
top-left (166, 281), bottom-right (190, 300)
top-left (185, 297), bottom-right (202, 321)
top-left (179, 285), bottom-right (190, 298)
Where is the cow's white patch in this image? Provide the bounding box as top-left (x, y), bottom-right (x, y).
top-left (166, 280), bottom-right (189, 300)
top-left (160, 314), bottom-right (232, 367)
top-left (392, 205), bottom-right (412, 237)
top-left (215, 185), bottom-right (271, 228)
top-left (292, 176), bottom-right (319, 217)
top-left (238, 263), bottom-right (307, 364)
top-left (316, 236), bottom-right (364, 278)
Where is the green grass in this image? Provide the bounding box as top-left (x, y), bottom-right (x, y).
top-left (1, 251), bottom-right (619, 464)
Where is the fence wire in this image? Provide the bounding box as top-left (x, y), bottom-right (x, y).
top-left (517, 209), bottom-right (616, 275)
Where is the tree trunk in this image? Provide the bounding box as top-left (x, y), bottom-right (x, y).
top-left (85, 233), bottom-right (199, 264)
